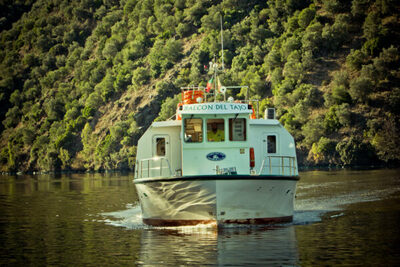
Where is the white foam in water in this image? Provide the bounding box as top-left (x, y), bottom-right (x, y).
top-left (99, 204), bottom-right (217, 231)
top-left (98, 201), bottom-right (335, 229)
top-left (292, 210), bottom-right (325, 225)
top-left (100, 204), bottom-right (147, 229)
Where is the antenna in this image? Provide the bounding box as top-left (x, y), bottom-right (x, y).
top-left (220, 15), bottom-right (224, 71)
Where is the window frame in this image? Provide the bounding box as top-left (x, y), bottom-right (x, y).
top-left (229, 118), bottom-right (247, 141)
top-left (155, 137), bottom-right (166, 156)
top-left (183, 117), bottom-right (204, 143)
top-left (206, 118), bottom-right (225, 142)
top-left (267, 135), bottom-right (277, 154)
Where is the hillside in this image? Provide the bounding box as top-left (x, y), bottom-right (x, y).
top-left (0, 0), bottom-right (399, 172)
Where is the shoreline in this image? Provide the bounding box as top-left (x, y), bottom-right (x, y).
top-left (1, 164), bottom-right (399, 176)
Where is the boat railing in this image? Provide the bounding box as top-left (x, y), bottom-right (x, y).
top-left (179, 86), bottom-right (260, 118)
top-left (258, 156), bottom-right (297, 176)
top-left (136, 157), bottom-right (173, 179)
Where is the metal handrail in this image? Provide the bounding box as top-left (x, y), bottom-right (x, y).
top-left (180, 86), bottom-right (253, 103)
top-left (135, 157), bottom-right (173, 179)
top-left (258, 156), bottom-right (297, 176)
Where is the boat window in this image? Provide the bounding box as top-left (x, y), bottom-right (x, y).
top-left (229, 118), bottom-right (246, 141)
top-left (207, 119), bottom-right (225, 142)
top-left (155, 137), bottom-right (166, 156)
top-left (267, 135), bottom-right (276, 153)
top-left (184, 118), bottom-right (203, 143)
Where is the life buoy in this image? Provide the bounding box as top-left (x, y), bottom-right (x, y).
top-left (250, 105), bottom-right (256, 119)
top-left (183, 90), bottom-right (204, 104)
top-left (176, 102), bottom-right (182, 120)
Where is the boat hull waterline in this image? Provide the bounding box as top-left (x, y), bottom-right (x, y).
top-left (135, 175), bottom-right (299, 226)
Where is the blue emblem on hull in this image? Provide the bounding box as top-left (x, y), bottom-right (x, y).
top-left (206, 152), bottom-right (226, 161)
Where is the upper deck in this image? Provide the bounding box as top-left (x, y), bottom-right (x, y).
top-left (176, 86), bottom-right (260, 119)
top-left (179, 102), bottom-right (252, 115)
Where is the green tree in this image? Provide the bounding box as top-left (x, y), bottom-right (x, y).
top-left (336, 136), bottom-right (377, 166)
top-left (155, 94), bottom-right (181, 121)
top-left (349, 76), bottom-right (373, 103)
top-left (298, 5), bottom-right (315, 29)
top-left (131, 67), bottom-right (150, 90)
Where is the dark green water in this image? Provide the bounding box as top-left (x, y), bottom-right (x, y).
top-left (1, 169), bottom-right (399, 266)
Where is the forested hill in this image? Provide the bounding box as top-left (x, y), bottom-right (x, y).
top-left (1, 0), bottom-right (399, 173)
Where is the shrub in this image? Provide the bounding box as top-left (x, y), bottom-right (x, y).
top-left (301, 22), bottom-right (323, 54)
top-left (308, 137), bottom-right (338, 165)
top-left (371, 117), bottom-right (400, 162)
top-left (336, 136), bottom-right (377, 166)
top-left (155, 94), bottom-right (181, 122)
top-left (298, 6), bottom-right (315, 29)
top-left (302, 115), bottom-right (325, 147)
top-left (292, 100), bottom-right (310, 124)
top-left (22, 127), bottom-right (35, 145)
top-left (131, 67), bottom-right (150, 90)
top-left (156, 81), bottom-right (176, 96)
top-left (9, 90), bottom-right (22, 106)
top-left (44, 99), bottom-right (65, 121)
top-left (3, 106), bottom-right (21, 128)
top-left (84, 92), bottom-right (103, 113)
top-left (164, 39), bottom-right (183, 63)
top-left (349, 76), bottom-right (373, 103)
top-left (323, 106), bottom-right (341, 133)
top-left (332, 85), bottom-right (351, 104)
top-left (283, 50), bottom-right (303, 81)
top-left (346, 49), bottom-right (365, 71)
top-left (335, 103), bottom-right (352, 127)
top-left (264, 49), bottom-right (281, 72)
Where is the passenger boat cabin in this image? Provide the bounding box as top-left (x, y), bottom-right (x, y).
top-left (134, 88), bottom-right (297, 180)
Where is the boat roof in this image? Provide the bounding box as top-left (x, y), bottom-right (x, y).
top-left (151, 120), bottom-right (181, 128)
top-left (250, 119), bottom-right (281, 126)
top-left (178, 102), bottom-right (252, 115)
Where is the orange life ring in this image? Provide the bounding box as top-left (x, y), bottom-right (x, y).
top-left (250, 105), bottom-right (256, 119)
top-left (183, 90), bottom-right (204, 104)
top-left (176, 102), bottom-right (182, 120)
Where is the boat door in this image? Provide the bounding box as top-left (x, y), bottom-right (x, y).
top-left (152, 135), bottom-right (171, 157)
top-left (262, 133), bottom-right (278, 174)
top-left (152, 135), bottom-right (171, 176)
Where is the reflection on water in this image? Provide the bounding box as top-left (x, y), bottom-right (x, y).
top-left (137, 226), bottom-right (298, 266)
top-left (102, 207), bottom-right (299, 266)
top-left (1, 169), bottom-right (400, 266)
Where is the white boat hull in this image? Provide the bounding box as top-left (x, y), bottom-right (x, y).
top-left (134, 175), bottom-right (298, 226)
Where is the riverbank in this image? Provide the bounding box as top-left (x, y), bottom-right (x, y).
top-left (2, 164), bottom-right (399, 176)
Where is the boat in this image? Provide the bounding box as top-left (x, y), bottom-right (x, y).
top-left (133, 70), bottom-right (299, 226)
top-left (134, 18), bottom-right (298, 226)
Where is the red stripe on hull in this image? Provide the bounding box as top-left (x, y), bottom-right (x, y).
top-left (222, 216), bottom-right (293, 224)
top-left (143, 216), bottom-right (293, 227)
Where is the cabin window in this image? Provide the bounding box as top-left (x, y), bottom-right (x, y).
top-left (207, 119), bottom-right (225, 142)
top-left (267, 135), bottom-right (276, 153)
top-left (184, 118), bottom-right (203, 143)
top-left (229, 118), bottom-right (246, 141)
top-left (155, 137), bottom-right (166, 156)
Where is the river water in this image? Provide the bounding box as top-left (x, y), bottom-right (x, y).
top-left (0, 169), bottom-right (399, 266)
